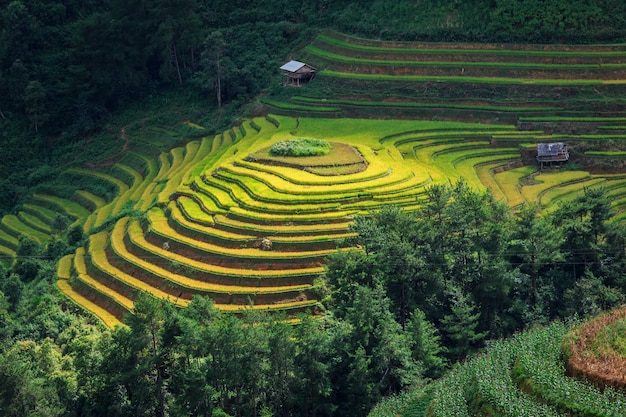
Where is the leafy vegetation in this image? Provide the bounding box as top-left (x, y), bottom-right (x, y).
top-left (270, 138), bottom-right (331, 157)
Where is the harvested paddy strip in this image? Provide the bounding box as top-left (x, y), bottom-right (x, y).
top-left (237, 152), bottom-right (393, 186)
top-left (212, 213), bottom-right (352, 237)
top-left (1, 215), bottom-right (49, 244)
top-left (212, 169), bottom-right (371, 205)
top-left (124, 215), bottom-right (324, 283)
top-left (111, 217), bottom-right (314, 303)
top-left (85, 231), bottom-right (189, 307)
top-left (144, 208), bottom-right (334, 266)
top-left (57, 280), bottom-right (124, 328)
top-left (168, 201), bottom-right (353, 251)
top-left (71, 247), bottom-right (134, 320)
top-left (200, 175), bottom-right (345, 214)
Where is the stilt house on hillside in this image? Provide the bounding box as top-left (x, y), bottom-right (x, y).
top-left (537, 142), bottom-right (569, 168)
top-left (280, 60), bottom-right (316, 86)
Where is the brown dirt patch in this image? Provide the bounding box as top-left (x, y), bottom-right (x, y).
top-left (565, 306), bottom-right (626, 391)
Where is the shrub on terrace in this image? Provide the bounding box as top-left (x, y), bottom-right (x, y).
top-left (270, 138), bottom-right (331, 157)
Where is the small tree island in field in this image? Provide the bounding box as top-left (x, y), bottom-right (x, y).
top-left (247, 138), bottom-right (367, 175)
top-left (270, 138), bottom-right (331, 157)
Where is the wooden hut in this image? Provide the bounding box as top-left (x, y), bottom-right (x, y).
top-left (280, 60), bottom-right (316, 86)
top-left (537, 142), bottom-right (569, 168)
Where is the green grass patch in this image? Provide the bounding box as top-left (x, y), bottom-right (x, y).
top-left (261, 98), bottom-right (341, 112)
top-left (72, 190), bottom-right (106, 211)
top-left (291, 96), bottom-right (559, 112)
top-left (320, 69), bottom-right (605, 85)
top-left (270, 138), bottom-right (331, 157)
top-left (21, 203), bottom-right (58, 224)
top-left (315, 33), bottom-right (626, 58)
top-left (0, 244), bottom-right (16, 269)
top-left (585, 151), bottom-right (626, 157)
top-left (520, 171), bottom-right (591, 208)
top-left (305, 44), bottom-right (626, 71)
top-left (519, 116), bottom-right (626, 122)
top-left (1, 215), bottom-right (49, 244)
top-left (18, 211), bottom-right (53, 234)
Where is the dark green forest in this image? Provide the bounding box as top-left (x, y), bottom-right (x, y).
top-left (2, 1), bottom-right (626, 416)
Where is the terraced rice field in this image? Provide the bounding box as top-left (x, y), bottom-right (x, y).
top-left (36, 111), bottom-right (626, 325)
top-left (269, 30), bottom-right (626, 125)
top-left (0, 30), bottom-right (619, 326)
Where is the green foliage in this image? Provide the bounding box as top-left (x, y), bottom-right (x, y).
top-left (270, 138), bottom-right (332, 157)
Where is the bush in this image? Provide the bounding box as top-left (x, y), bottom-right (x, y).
top-left (269, 138), bottom-right (331, 157)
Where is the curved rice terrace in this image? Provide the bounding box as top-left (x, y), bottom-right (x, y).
top-left (0, 31), bottom-right (623, 327)
top-left (268, 30), bottom-right (626, 125)
top-left (36, 113), bottom-right (626, 327)
top-left (369, 313), bottom-right (626, 417)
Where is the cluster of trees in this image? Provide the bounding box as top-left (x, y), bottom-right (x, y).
top-left (0, 290), bottom-right (437, 417)
top-left (1, 183), bottom-right (625, 417)
top-left (329, 0), bottom-right (626, 42)
top-left (327, 182), bottom-right (626, 366)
